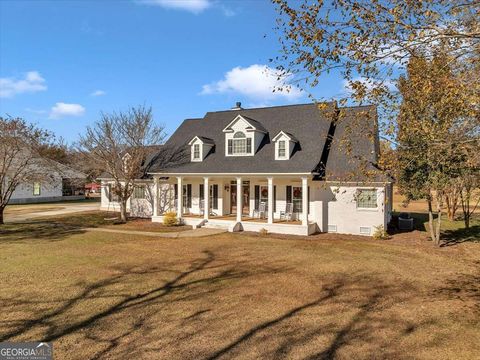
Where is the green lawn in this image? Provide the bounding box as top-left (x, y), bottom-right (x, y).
top-left (0, 213), bottom-right (479, 359)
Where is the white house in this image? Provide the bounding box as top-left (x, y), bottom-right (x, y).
top-left (9, 162), bottom-right (86, 204)
top-left (101, 102), bottom-right (393, 236)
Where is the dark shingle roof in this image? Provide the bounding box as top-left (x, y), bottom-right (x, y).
top-left (148, 103), bottom-right (384, 181)
top-left (196, 136), bottom-right (215, 145)
top-left (240, 116), bottom-right (268, 133)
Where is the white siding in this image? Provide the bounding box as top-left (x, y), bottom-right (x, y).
top-left (9, 175), bottom-right (63, 203)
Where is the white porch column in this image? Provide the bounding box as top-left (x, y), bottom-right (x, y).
top-left (153, 177), bottom-right (158, 217)
top-left (203, 177), bottom-right (209, 220)
top-left (177, 176), bottom-right (183, 219)
top-left (302, 177), bottom-right (308, 226)
top-left (236, 177), bottom-right (242, 222)
top-left (267, 177), bottom-right (274, 224)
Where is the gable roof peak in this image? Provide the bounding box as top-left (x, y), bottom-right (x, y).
top-left (188, 135), bottom-right (215, 145)
top-left (222, 114), bottom-right (267, 133)
top-left (272, 130), bottom-right (299, 143)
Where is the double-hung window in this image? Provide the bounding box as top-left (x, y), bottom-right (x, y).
top-left (292, 186), bottom-right (303, 213)
top-left (133, 185), bottom-right (146, 199)
top-left (278, 140), bottom-right (286, 158)
top-left (356, 189), bottom-right (377, 209)
top-left (182, 184), bottom-right (192, 209)
top-left (228, 131), bottom-right (252, 155)
top-left (193, 144), bottom-right (200, 159)
top-left (33, 182), bottom-right (41, 196)
top-left (233, 131), bottom-right (246, 154)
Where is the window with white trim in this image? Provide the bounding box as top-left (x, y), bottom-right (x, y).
top-left (227, 131), bottom-right (252, 155)
top-left (133, 185), bottom-right (146, 199)
top-left (278, 140), bottom-right (286, 158)
top-left (292, 186), bottom-right (302, 213)
top-left (356, 189), bottom-right (377, 209)
top-left (33, 182), bottom-right (41, 196)
top-left (193, 144), bottom-right (200, 159)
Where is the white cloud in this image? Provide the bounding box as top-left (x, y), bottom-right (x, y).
top-left (0, 71), bottom-right (47, 98)
top-left (201, 64), bottom-right (303, 101)
top-left (49, 102), bottom-right (85, 119)
top-left (138, 0), bottom-right (211, 14)
top-left (90, 89), bottom-right (106, 96)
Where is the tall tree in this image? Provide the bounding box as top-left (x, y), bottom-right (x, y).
top-left (77, 106), bottom-right (168, 223)
top-left (273, 1), bottom-right (480, 244)
top-left (0, 117), bottom-right (56, 224)
top-left (272, 0), bottom-right (479, 153)
top-left (273, 0), bottom-right (479, 101)
top-left (396, 51), bottom-right (479, 245)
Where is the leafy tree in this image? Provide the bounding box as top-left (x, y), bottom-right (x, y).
top-left (0, 117), bottom-right (56, 224)
top-left (273, 1), bottom-right (480, 244)
top-left (396, 51), bottom-right (479, 245)
top-left (273, 0), bottom-right (479, 104)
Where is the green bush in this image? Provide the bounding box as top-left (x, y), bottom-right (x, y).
top-left (372, 225), bottom-right (389, 240)
top-left (163, 212), bottom-right (178, 227)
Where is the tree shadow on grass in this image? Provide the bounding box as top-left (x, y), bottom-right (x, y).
top-left (204, 274), bottom-right (424, 360)
top-left (433, 260), bottom-right (480, 314)
top-left (0, 250), bottom-right (287, 359)
top-left (0, 221), bottom-right (88, 243)
top-left (0, 250), bottom-right (443, 359)
top-left (441, 225), bottom-right (480, 247)
top-left (0, 212), bottom-right (110, 243)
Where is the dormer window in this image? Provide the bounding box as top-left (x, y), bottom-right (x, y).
top-left (122, 153), bottom-right (132, 172)
top-left (278, 140), bottom-right (286, 158)
top-left (272, 131), bottom-right (298, 160)
top-left (193, 144), bottom-right (200, 160)
top-left (228, 131), bottom-right (252, 155)
top-left (223, 115), bottom-right (265, 156)
top-left (188, 136), bottom-right (214, 162)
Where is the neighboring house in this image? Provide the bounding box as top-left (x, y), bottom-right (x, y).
top-left (99, 146), bottom-right (164, 218)
top-left (9, 162), bottom-right (86, 204)
top-left (85, 182), bottom-right (101, 194)
top-left (101, 102), bottom-right (393, 236)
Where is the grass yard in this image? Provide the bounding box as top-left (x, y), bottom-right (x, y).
top-left (0, 213), bottom-right (479, 359)
top-left (0, 211), bottom-right (191, 239)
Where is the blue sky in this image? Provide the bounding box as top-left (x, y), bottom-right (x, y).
top-left (0, 0), bottom-right (345, 143)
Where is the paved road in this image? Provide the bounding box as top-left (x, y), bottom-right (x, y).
top-left (4, 202), bottom-right (100, 223)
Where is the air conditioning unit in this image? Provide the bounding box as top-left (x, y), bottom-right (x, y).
top-left (398, 213), bottom-right (414, 231)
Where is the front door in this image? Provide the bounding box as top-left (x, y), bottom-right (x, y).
top-left (230, 183), bottom-right (250, 215)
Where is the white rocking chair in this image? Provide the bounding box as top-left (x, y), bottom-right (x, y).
top-left (254, 202), bottom-right (267, 219)
top-left (280, 203), bottom-right (294, 222)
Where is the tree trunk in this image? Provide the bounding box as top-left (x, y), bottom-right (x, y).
top-left (0, 206), bottom-right (4, 225)
top-left (435, 205), bottom-right (442, 247)
top-left (460, 187), bottom-right (471, 229)
top-left (445, 194), bottom-right (453, 220)
top-left (427, 196), bottom-right (442, 246)
top-left (119, 199), bottom-right (128, 223)
top-left (427, 198), bottom-right (436, 243)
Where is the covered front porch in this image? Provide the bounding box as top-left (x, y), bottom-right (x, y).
top-left (151, 174), bottom-right (319, 236)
